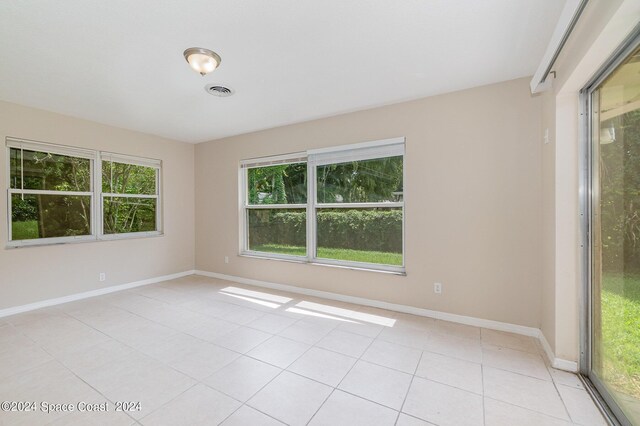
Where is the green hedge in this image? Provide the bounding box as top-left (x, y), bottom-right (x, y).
top-left (248, 209), bottom-right (402, 252)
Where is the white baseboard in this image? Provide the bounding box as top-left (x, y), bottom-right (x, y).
top-left (0, 270), bottom-right (195, 319)
top-left (553, 358), bottom-right (579, 372)
top-left (538, 330), bottom-right (579, 372)
top-left (195, 270), bottom-right (542, 334)
top-left (195, 270), bottom-right (580, 372)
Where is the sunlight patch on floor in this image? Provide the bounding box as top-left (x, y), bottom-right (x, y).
top-left (295, 301), bottom-right (395, 327)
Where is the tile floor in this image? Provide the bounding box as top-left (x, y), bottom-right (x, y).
top-left (0, 275), bottom-right (607, 426)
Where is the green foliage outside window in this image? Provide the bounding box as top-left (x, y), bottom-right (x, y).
top-left (102, 161), bottom-right (156, 195)
top-left (102, 161), bottom-right (158, 234)
top-left (248, 209), bottom-right (403, 265)
top-left (317, 156), bottom-right (403, 203)
top-left (9, 150), bottom-right (159, 241)
top-left (10, 148), bottom-right (91, 240)
top-left (10, 148), bottom-right (91, 192)
top-left (247, 163), bottom-right (307, 204)
top-left (598, 109), bottom-right (640, 400)
top-left (600, 110), bottom-right (640, 272)
top-left (246, 155), bottom-right (404, 266)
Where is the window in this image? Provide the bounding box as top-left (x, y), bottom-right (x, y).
top-left (245, 159), bottom-right (308, 258)
top-left (584, 39), bottom-right (640, 425)
top-left (6, 138), bottom-right (162, 246)
top-left (8, 144), bottom-right (96, 244)
top-left (101, 155), bottom-right (161, 236)
top-left (240, 138), bottom-right (405, 273)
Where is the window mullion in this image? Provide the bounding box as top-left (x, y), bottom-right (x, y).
top-left (7, 185), bottom-right (12, 242)
top-left (155, 168), bottom-right (162, 235)
top-left (245, 203), bottom-right (306, 209)
top-left (95, 154), bottom-right (102, 237)
top-left (307, 160), bottom-right (316, 262)
top-left (90, 157), bottom-right (95, 238)
top-left (8, 189), bottom-right (94, 196)
top-left (240, 166), bottom-right (248, 252)
top-left (315, 202), bottom-right (404, 209)
top-left (20, 145), bottom-right (24, 198)
top-left (101, 193), bottom-right (158, 199)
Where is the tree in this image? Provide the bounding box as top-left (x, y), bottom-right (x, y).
top-left (11, 149), bottom-right (92, 239)
top-left (102, 162), bottom-right (157, 234)
top-left (248, 163), bottom-right (306, 204)
top-left (600, 109), bottom-right (640, 272)
top-left (317, 156), bottom-right (403, 203)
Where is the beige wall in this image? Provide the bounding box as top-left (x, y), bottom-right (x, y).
top-left (195, 77), bottom-right (544, 328)
top-left (0, 101), bottom-right (195, 309)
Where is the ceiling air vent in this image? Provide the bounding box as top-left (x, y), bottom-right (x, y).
top-left (204, 84), bottom-right (234, 97)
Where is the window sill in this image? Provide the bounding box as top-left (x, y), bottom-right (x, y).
top-left (239, 251), bottom-right (406, 276)
top-left (99, 231), bottom-right (163, 241)
top-left (6, 231), bottom-right (164, 249)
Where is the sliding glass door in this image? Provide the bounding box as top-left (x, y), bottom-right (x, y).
top-left (586, 37), bottom-right (640, 426)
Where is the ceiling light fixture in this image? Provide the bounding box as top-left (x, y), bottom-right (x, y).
top-left (183, 47), bottom-right (221, 76)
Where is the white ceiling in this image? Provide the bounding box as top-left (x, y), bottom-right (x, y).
top-left (0, 0), bottom-right (566, 143)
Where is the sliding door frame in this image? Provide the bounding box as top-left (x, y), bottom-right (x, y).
top-left (579, 25), bottom-right (640, 426)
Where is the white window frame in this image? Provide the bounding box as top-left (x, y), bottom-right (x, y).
top-left (5, 137), bottom-right (163, 248)
top-left (99, 152), bottom-right (163, 240)
top-left (6, 138), bottom-right (97, 247)
top-left (239, 152), bottom-right (309, 262)
top-left (239, 137), bottom-right (405, 274)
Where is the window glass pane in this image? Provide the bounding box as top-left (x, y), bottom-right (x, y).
top-left (317, 156), bottom-right (403, 203)
top-left (102, 161), bottom-right (157, 195)
top-left (247, 163), bottom-right (307, 205)
top-left (103, 197), bottom-right (157, 234)
top-left (316, 208), bottom-right (402, 266)
top-left (9, 148), bottom-right (91, 192)
top-left (11, 194), bottom-right (91, 240)
top-left (248, 209), bottom-right (306, 256)
top-left (591, 45), bottom-right (640, 424)
top-left (9, 148), bottom-right (21, 189)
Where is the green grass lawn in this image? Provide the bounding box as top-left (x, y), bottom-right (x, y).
top-left (601, 273), bottom-right (640, 398)
top-left (251, 244), bottom-right (403, 266)
top-left (12, 220), bottom-right (39, 240)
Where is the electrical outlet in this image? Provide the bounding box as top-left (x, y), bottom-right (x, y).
top-left (434, 282), bottom-right (442, 294)
top-left (99, 272), bottom-right (106, 282)
top-left (224, 256), bottom-right (229, 264)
